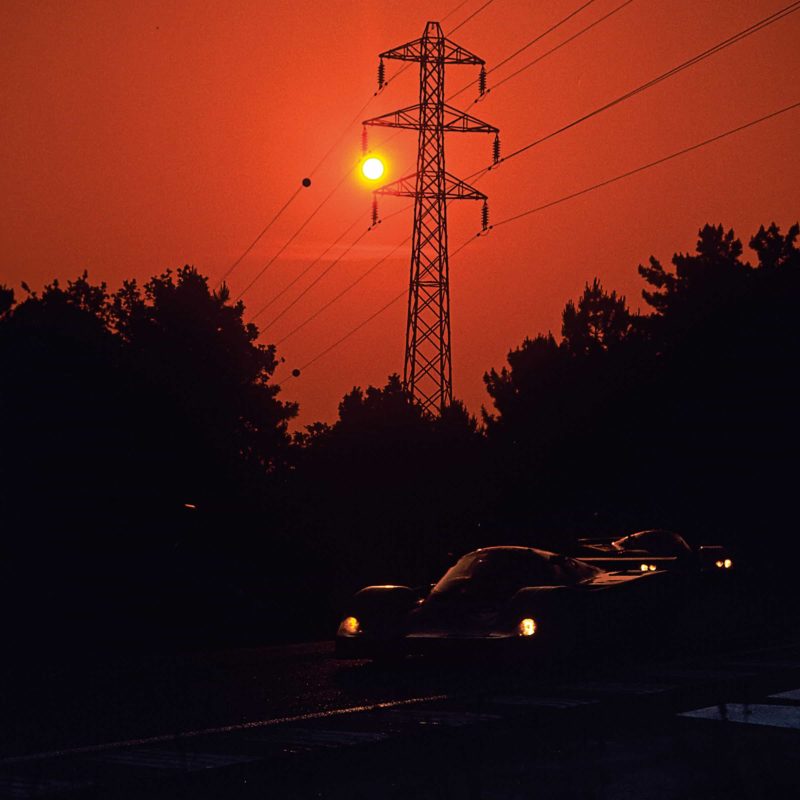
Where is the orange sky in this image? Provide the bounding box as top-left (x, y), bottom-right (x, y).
top-left (2, 0), bottom-right (798, 427)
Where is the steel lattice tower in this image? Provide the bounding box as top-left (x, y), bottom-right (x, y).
top-left (364, 21), bottom-right (498, 416)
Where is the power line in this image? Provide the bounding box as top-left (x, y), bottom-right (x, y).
top-left (216, 0), bottom-right (476, 290)
top-left (280, 99), bottom-right (800, 382)
top-left (447, 0), bottom-right (599, 102)
top-left (248, 212), bottom-right (368, 323)
top-left (242, 0), bottom-right (504, 337)
top-left (266, 3), bottom-right (800, 373)
top-left (235, 167), bottom-right (353, 301)
top-left (447, 0), bottom-right (496, 35)
top-left (276, 235), bottom-right (411, 346)
top-left (442, 0), bottom-right (473, 22)
top-left (277, 237), bottom-right (478, 382)
top-left (474, 0), bottom-right (800, 177)
top-left (215, 185), bottom-right (304, 288)
top-left (478, 0), bottom-right (635, 101)
top-left (277, 291), bottom-right (405, 382)
top-left (234, 0), bottom-right (498, 304)
top-left (254, 200), bottom-right (414, 328)
top-left (492, 0), bottom-right (597, 74)
top-left (307, 0), bottom-right (476, 177)
top-left (258, 224), bottom-right (373, 331)
top-left (377, 1), bottom-right (497, 103)
top-left (488, 100), bottom-right (800, 230)
top-left (264, 4), bottom-right (800, 382)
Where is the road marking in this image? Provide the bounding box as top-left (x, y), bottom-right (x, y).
top-left (0, 694), bottom-right (450, 767)
top-left (680, 703), bottom-right (800, 731)
top-left (769, 688), bottom-right (800, 701)
top-left (89, 747), bottom-right (259, 771)
top-left (0, 776), bottom-right (94, 799)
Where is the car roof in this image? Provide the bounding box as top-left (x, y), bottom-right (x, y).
top-left (470, 545), bottom-right (561, 559)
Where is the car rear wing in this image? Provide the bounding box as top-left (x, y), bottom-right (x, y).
top-left (577, 556), bottom-right (679, 573)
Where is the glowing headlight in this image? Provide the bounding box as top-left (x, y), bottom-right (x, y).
top-left (640, 563), bottom-right (657, 572)
top-left (518, 618), bottom-right (537, 637)
top-left (715, 560), bottom-right (724, 568)
top-left (338, 616), bottom-right (361, 635)
top-left (723, 558), bottom-right (732, 569)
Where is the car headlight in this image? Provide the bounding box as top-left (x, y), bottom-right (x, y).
top-left (338, 616), bottom-right (361, 636)
top-left (723, 558), bottom-right (732, 569)
top-left (640, 563), bottom-right (657, 572)
top-left (518, 617), bottom-right (537, 637)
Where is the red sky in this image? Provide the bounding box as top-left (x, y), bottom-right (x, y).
top-left (3, 0), bottom-right (798, 428)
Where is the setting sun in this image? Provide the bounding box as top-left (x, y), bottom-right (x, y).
top-left (361, 156), bottom-right (385, 181)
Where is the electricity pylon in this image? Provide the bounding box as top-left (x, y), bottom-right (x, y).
top-left (363, 21), bottom-right (499, 416)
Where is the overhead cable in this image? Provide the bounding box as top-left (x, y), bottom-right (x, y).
top-left (447, 0), bottom-right (600, 102)
top-left (281, 99), bottom-right (800, 380)
top-left (474, 0), bottom-right (800, 177)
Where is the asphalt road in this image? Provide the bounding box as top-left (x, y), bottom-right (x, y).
top-left (4, 638), bottom-right (555, 759)
top-left (4, 637), bottom-right (800, 799)
top-left (1, 641), bottom-right (381, 758)
top-left (0, 572), bottom-right (773, 761)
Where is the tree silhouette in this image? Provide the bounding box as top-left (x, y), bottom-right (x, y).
top-left (749, 221), bottom-right (800, 271)
top-left (561, 278), bottom-right (633, 357)
top-left (110, 267), bottom-right (296, 489)
top-left (3, 219), bottom-right (799, 649)
top-left (286, 375), bottom-right (488, 593)
top-left (0, 285), bottom-right (14, 318)
top-left (638, 224), bottom-right (751, 341)
top-left (0, 266), bottom-right (296, 552)
top-left (481, 221), bottom-right (799, 556)
top-left (483, 333), bottom-right (566, 439)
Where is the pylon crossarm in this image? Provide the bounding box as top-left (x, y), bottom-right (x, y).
top-left (379, 37), bottom-right (426, 62)
top-left (373, 173), bottom-right (419, 198)
top-left (363, 103), bottom-right (497, 134)
top-left (442, 173), bottom-right (487, 200)
top-left (376, 172), bottom-right (486, 201)
top-left (363, 104), bottom-right (423, 130)
top-left (441, 104), bottom-right (498, 133)
top-left (380, 32), bottom-right (484, 66)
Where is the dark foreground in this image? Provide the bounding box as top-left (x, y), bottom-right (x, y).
top-left (4, 632), bottom-right (800, 799)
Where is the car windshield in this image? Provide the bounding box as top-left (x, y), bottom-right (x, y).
top-left (431, 548), bottom-right (599, 601)
top-left (614, 530), bottom-right (692, 556)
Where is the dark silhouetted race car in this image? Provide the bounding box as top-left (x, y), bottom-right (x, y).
top-left (575, 529), bottom-right (733, 574)
top-left (335, 545), bottom-right (683, 661)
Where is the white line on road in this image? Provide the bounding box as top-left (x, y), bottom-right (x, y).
top-left (769, 688), bottom-right (800, 701)
top-left (680, 703), bottom-right (800, 730)
top-left (0, 694), bottom-right (451, 768)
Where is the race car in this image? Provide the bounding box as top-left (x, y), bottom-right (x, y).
top-left (335, 545), bottom-right (683, 661)
top-left (575, 529), bottom-right (733, 574)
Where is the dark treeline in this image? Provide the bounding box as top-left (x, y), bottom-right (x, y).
top-left (1, 221), bottom-right (798, 648)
